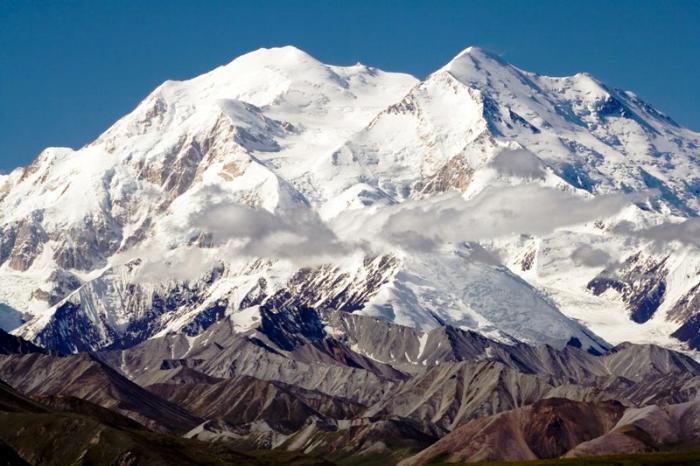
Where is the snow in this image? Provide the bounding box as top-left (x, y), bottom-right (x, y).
top-left (230, 306), bottom-right (262, 333)
top-left (354, 243), bottom-right (606, 351)
top-left (1, 45), bottom-right (699, 354)
top-left (416, 331), bottom-right (429, 360)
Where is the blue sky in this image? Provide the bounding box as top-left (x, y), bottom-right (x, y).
top-left (1, 0), bottom-right (699, 172)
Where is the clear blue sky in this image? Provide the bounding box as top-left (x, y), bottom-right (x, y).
top-left (1, 0), bottom-right (699, 172)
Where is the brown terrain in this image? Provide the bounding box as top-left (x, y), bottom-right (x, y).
top-left (1, 309), bottom-right (700, 465)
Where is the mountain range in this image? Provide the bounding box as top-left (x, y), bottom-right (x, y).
top-left (1, 45), bottom-right (699, 464)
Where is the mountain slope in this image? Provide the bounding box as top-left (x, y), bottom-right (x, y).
top-left (0, 381), bottom-right (321, 466)
top-left (0, 45), bottom-right (699, 358)
top-left (0, 352), bottom-right (201, 433)
top-left (400, 397), bottom-right (700, 465)
top-left (3, 306), bottom-right (700, 464)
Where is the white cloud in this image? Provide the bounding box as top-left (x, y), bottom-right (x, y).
top-left (614, 217), bottom-right (700, 249)
top-left (487, 148), bottom-right (547, 179)
top-left (571, 244), bottom-right (613, 267)
top-left (341, 185), bottom-right (653, 251)
top-left (188, 202), bottom-right (355, 260)
top-left (116, 183), bottom-right (663, 282)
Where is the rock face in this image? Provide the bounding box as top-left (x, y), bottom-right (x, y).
top-left (103, 308), bottom-right (700, 434)
top-left (0, 45), bottom-right (698, 358)
top-left (669, 283), bottom-right (700, 350)
top-left (587, 252), bottom-right (670, 323)
top-left (0, 378), bottom-right (316, 466)
top-left (1, 293), bottom-right (698, 461)
top-left (399, 398), bottom-right (626, 465)
top-left (0, 352), bottom-right (201, 433)
top-left (148, 374), bottom-right (365, 434)
top-left (401, 397), bottom-right (700, 465)
top-left (1, 309), bottom-right (700, 464)
top-left (0, 329), bottom-right (45, 355)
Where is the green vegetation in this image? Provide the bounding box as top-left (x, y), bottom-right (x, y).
top-left (0, 411), bottom-right (332, 466)
top-left (460, 448), bottom-right (700, 466)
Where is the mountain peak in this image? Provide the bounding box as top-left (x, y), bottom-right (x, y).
top-left (448, 45), bottom-right (505, 65)
top-left (3, 45), bottom-right (700, 366)
top-left (456, 45), bottom-right (493, 57)
top-left (225, 45), bottom-right (320, 68)
top-left (438, 46), bottom-right (512, 87)
top-left (242, 44), bottom-right (313, 60)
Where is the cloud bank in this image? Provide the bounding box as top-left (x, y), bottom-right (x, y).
top-left (121, 183), bottom-right (671, 282)
top-left (189, 202), bottom-right (355, 260)
top-left (344, 185), bottom-right (653, 251)
top-left (615, 218), bottom-right (700, 249)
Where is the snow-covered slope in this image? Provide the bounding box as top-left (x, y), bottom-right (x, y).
top-left (1, 46), bottom-right (698, 356)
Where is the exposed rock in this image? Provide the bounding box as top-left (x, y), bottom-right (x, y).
top-left (51, 213), bottom-right (123, 271)
top-left (399, 398), bottom-right (625, 464)
top-left (668, 282), bottom-right (700, 323)
top-left (149, 374), bottom-right (364, 433)
top-left (673, 313), bottom-right (700, 351)
top-left (0, 329), bottom-right (46, 355)
top-left (30, 270), bottom-right (82, 306)
top-left (366, 360), bottom-right (557, 430)
top-left (587, 252), bottom-right (669, 323)
top-left (266, 255), bottom-right (399, 313)
top-left (0, 380), bottom-right (300, 466)
top-left (0, 353), bottom-right (200, 433)
top-left (0, 213), bottom-right (48, 271)
top-left (417, 155), bottom-right (474, 196)
top-left (283, 417), bottom-right (440, 465)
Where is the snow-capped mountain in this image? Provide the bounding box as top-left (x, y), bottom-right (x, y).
top-left (1, 45), bottom-right (699, 356)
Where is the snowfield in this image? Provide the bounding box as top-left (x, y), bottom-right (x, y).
top-left (1, 46), bottom-right (699, 357)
